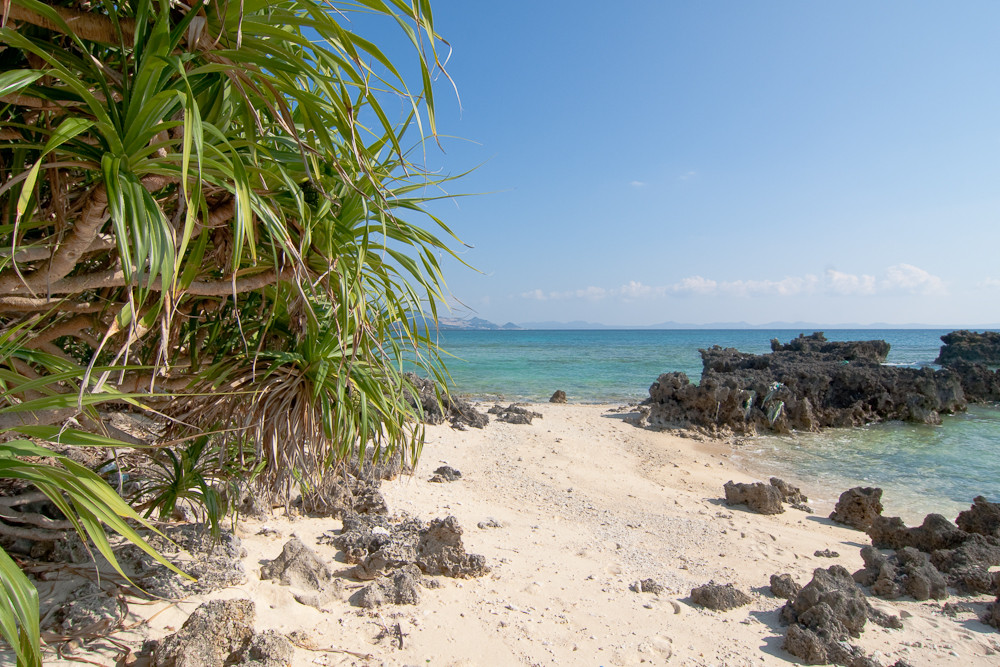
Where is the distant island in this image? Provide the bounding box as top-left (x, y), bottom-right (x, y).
top-left (421, 318), bottom-right (1000, 332)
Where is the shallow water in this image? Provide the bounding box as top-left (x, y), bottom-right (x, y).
top-left (748, 405), bottom-right (1000, 524)
top-left (431, 328), bottom-right (1000, 521)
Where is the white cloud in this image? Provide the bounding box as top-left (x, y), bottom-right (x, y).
top-left (826, 269), bottom-right (877, 296)
top-left (671, 276), bottom-right (718, 295)
top-left (521, 289), bottom-right (548, 301)
top-left (980, 278), bottom-right (1000, 289)
top-left (520, 264), bottom-right (946, 303)
top-left (575, 286), bottom-right (608, 301)
top-left (619, 280), bottom-right (654, 299)
top-left (720, 275), bottom-right (818, 297)
top-left (630, 180), bottom-right (646, 188)
top-left (670, 275), bottom-right (816, 297)
top-left (880, 264), bottom-right (946, 295)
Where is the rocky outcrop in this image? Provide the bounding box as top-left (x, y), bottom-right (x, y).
top-left (417, 516), bottom-right (488, 577)
top-left (929, 535), bottom-right (1000, 595)
top-left (933, 331), bottom-right (1000, 402)
top-left (259, 537), bottom-right (342, 609)
top-left (332, 511), bottom-right (488, 582)
top-left (429, 465), bottom-right (462, 483)
top-left (690, 582), bottom-right (752, 611)
top-left (771, 477), bottom-right (808, 504)
top-left (770, 573), bottom-right (802, 600)
top-left (864, 512), bottom-right (1000, 595)
top-left (723, 478), bottom-right (809, 515)
top-left (985, 596), bottom-right (1000, 629)
top-left (867, 513), bottom-right (967, 551)
top-left (119, 523), bottom-right (247, 598)
top-left (853, 546), bottom-right (948, 601)
top-left (639, 333), bottom-right (966, 435)
top-left (354, 565), bottom-right (423, 608)
top-left (829, 487), bottom-right (884, 531)
top-left (944, 360), bottom-right (1000, 403)
top-left (779, 566), bottom-right (901, 666)
top-left (955, 496), bottom-right (1000, 539)
top-left (771, 332), bottom-right (890, 361)
top-left (299, 471), bottom-right (388, 517)
top-left (935, 330), bottom-right (1000, 365)
top-left (404, 372), bottom-right (489, 429)
top-left (723, 481), bottom-right (785, 515)
top-left (150, 599), bottom-right (294, 667)
top-left (549, 390), bottom-right (567, 403)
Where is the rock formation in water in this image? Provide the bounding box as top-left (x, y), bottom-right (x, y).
top-left (635, 332), bottom-right (966, 435)
top-left (935, 330), bottom-right (1000, 365)
top-left (933, 331), bottom-right (1000, 402)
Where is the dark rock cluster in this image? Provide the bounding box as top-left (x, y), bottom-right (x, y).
top-left (638, 332), bottom-right (968, 435)
top-left (332, 511), bottom-right (488, 581)
top-left (956, 495), bottom-right (1000, 538)
top-left (403, 372), bottom-right (489, 429)
top-left (773, 492), bottom-right (1000, 665)
top-left (429, 465), bottom-right (462, 483)
top-left (488, 403), bottom-right (543, 424)
top-left (863, 510), bottom-right (1000, 596)
top-left (853, 546), bottom-right (948, 601)
top-left (779, 566), bottom-right (903, 667)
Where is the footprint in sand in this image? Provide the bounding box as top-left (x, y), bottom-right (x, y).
top-left (651, 635), bottom-right (673, 658)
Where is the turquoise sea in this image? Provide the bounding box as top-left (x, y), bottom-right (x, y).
top-left (433, 329), bottom-right (999, 522)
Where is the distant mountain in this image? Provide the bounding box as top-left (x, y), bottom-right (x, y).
top-left (434, 317), bottom-right (521, 330)
top-left (515, 320), bottom-right (1000, 331)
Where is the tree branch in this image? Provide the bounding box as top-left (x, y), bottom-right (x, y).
top-left (0, 297), bottom-right (105, 313)
top-left (0, 520), bottom-right (64, 542)
top-left (2, 235), bottom-right (115, 264)
top-left (0, 507), bottom-right (75, 531)
top-left (7, 267), bottom-right (292, 297)
top-left (6, 2), bottom-right (137, 47)
top-left (0, 408), bottom-right (80, 430)
top-left (0, 490), bottom-right (49, 508)
top-left (0, 184), bottom-right (108, 294)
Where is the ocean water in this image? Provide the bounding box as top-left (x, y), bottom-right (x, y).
top-left (432, 329), bottom-right (999, 522)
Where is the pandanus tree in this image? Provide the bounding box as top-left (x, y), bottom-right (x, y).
top-left (0, 1), bottom-right (460, 663)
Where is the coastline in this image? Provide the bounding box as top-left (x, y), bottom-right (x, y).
top-left (55, 402), bottom-right (999, 666)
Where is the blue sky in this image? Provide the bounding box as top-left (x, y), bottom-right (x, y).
top-left (361, 1), bottom-right (1000, 326)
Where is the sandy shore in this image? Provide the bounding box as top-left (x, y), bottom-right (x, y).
top-left (56, 403), bottom-right (999, 666)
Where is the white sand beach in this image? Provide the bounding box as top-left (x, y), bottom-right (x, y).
top-left (54, 403), bottom-right (999, 666)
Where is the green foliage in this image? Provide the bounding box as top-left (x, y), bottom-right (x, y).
top-left (1, 1), bottom-right (462, 662)
top-left (135, 435), bottom-right (231, 538)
